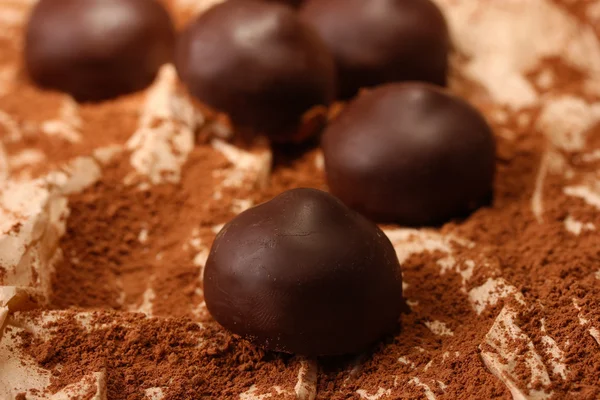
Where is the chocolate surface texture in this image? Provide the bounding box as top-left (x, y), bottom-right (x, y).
top-left (323, 83), bottom-right (496, 225)
top-left (301, 0), bottom-right (450, 98)
top-left (25, 0), bottom-right (175, 102)
top-left (204, 188), bottom-right (404, 356)
top-left (176, 0), bottom-right (335, 142)
top-left (1, 0), bottom-right (600, 399)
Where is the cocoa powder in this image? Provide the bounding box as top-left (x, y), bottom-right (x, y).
top-left (2, 0), bottom-right (600, 399)
top-left (12, 310), bottom-right (300, 399)
top-left (17, 87), bottom-right (600, 398)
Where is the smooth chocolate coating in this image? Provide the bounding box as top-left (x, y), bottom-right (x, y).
top-left (204, 188), bottom-right (403, 356)
top-left (25, 0), bottom-right (175, 102)
top-left (322, 83), bottom-right (496, 226)
top-left (267, 0), bottom-right (304, 7)
top-left (301, 0), bottom-right (450, 98)
top-left (176, 0), bottom-right (335, 142)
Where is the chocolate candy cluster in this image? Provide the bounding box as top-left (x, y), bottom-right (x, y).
top-left (24, 0), bottom-right (495, 356)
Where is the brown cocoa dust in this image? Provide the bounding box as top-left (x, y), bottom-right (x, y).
top-left (1, 0), bottom-right (599, 399)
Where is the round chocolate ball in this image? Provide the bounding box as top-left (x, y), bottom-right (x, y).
top-left (25, 0), bottom-right (175, 102)
top-left (322, 83), bottom-right (496, 226)
top-left (204, 188), bottom-right (403, 356)
top-left (300, 0), bottom-right (450, 98)
top-left (175, 0), bottom-right (335, 142)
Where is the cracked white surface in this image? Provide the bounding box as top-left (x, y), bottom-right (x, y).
top-left (0, 155), bottom-right (104, 307)
top-left (295, 359), bottom-right (318, 400)
top-left (50, 371), bottom-right (107, 400)
top-left (8, 149), bottom-right (45, 171)
top-left (408, 377), bottom-right (436, 400)
top-left (531, 152), bottom-right (551, 222)
top-left (132, 287), bottom-right (156, 317)
top-left (0, 141), bottom-right (8, 182)
top-left (0, 0), bottom-right (33, 32)
top-left (540, 319), bottom-right (568, 380)
top-left (564, 183), bottom-right (600, 209)
top-left (383, 229), bottom-right (464, 264)
top-left (211, 138), bottom-right (272, 190)
top-left (424, 320), bottom-right (454, 337)
top-left (127, 65), bottom-right (198, 185)
top-left (538, 96), bottom-right (600, 152)
top-left (480, 307), bottom-right (553, 400)
top-left (0, 306), bottom-right (8, 334)
top-left (0, 179), bottom-right (68, 302)
top-left (0, 311), bottom-right (110, 399)
top-left (0, 323), bottom-right (52, 399)
top-left (437, 256), bottom-right (475, 288)
top-left (41, 98), bottom-right (82, 143)
top-left (572, 299), bottom-right (600, 346)
top-left (469, 278), bottom-right (526, 315)
top-left (397, 356), bottom-right (415, 369)
top-left (144, 387), bottom-right (165, 400)
top-left (438, 0), bottom-right (600, 108)
top-left (357, 387), bottom-right (392, 400)
top-left (564, 215), bottom-right (595, 235)
top-left (0, 109), bottom-right (21, 142)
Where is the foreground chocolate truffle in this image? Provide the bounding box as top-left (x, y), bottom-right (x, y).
top-left (322, 83), bottom-right (496, 225)
top-left (301, 0), bottom-right (450, 98)
top-left (176, 0), bottom-right (335, 142)
top-left (25, 0), bottom-right (175, 102)
top-left (204, 188), bottom-right (403, 356)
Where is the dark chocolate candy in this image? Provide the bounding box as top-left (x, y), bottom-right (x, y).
top-left (301, 0), bottom-right (450, 98)
top-left (204, 188), bottom-right (403, 356)
top-left (322, 83), bottom-right (496, 226)
top-left (268, 0), bottom-right (304, 7)
top-left (176, 0), bottom-right (335, 142)
top-left (24, 0), bottom-right (175, 102)
top-left (271, 0), bottom-right (304, 7)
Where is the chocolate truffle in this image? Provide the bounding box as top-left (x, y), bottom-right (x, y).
top-left (300, 0), bottom-right (450, 98)
top-left (25, 0), bottom-right (175, 102)
top-left (322, 83), bottom-right (496, 226)
top-left (267, 0), bottom-right (304, 7)
top-left (175, 0), bottom-right (335, 142)
top-left (204, 188), bottom-right (403, 356)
